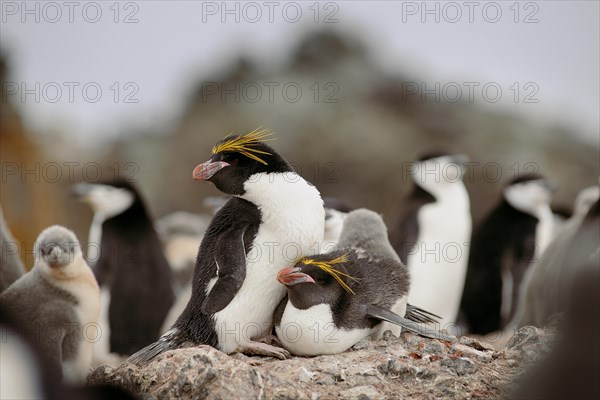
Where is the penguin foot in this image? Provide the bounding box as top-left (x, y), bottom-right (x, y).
top-left (237, 341), bottom-right (291, 360)
top-left (256, 334), bottom-right (282, 347)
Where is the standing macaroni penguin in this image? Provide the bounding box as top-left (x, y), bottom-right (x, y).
top-left (129, 128), bottom-right (324, 362)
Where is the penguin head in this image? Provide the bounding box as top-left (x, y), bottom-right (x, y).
top-left (192, 128), bottom-right (293, 195)
top-left (35, 226), bottom-right (86, 278)
top-left (503, 175), bottom-right (555, 216)
top-left (573, 186), bottom-right (600, 218)
top-left (338, 208), bottom-right (388, 249)
top-left (71, 181), bottom-right (135, 219)
top-left (411, 152), bottom-right (469, 196)
top-left (277, 253), bottom-right (358, 306)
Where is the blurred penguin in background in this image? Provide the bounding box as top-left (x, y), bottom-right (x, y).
top-left (389, 152), bottom-right (471, 328)
top-left (460, 175), bottom-right (555, 335)
top-left (155, 211), bottom-right (210, 289)
top-left (321, 196), bottom-right (353, 252)
top-left (155, 211), bottom-right (210, 333)
top-left (514, 185), bottom-right (599, 327)
top-left (0, 207), bottom-right (25, 293)
top-left (72, 180), bottom-right (175, 356)
top-left (512, 197), bottom-right (599, 399)
top-left (1, 303), bottom-right (136, 399)
top-left (0, 226), bottom-right (100, 383)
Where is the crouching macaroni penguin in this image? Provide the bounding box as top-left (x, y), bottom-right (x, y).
top-left (274, 209), bottom-right (454, 356)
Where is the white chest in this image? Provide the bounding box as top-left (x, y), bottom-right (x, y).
top-left (534, 206), bottom-right (554, 257)
top-left (211, 173), bottom-right (325, 353)
top-left (276, 303), bottom-right (371, 356)
top-left (51, 269), bottom-right (100, 383)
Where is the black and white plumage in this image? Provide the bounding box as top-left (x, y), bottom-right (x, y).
top-left (389, 152), bottom-right (471, 326)
top-left (273, 208), bottom-right (453, 356)
top-left (0, 207), bottom-right (25, 293)
top-left (129, 129), bottom-right (324, 362)
top-left (460, 175), bottom-right (555, 334)
top-left (513, 197), bottom-right (599, 400)
top-left (0, 226), bottom-right (100, 383)
top-left (72, 180), bottom-right (176, 356)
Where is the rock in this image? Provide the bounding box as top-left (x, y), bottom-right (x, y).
top-left (506, 326), bottom-right (546, 351)
top-left (450, 343), bottom-right (493, 363)
top-left (423, 341), bottom-right (446, 356)
top-left (339, 385), bottom-right (384, 400)
top-left (459, 336), bottom-right (496, 352)
top-left (381, 330), bottom-right (399, 342)
top-left (351, 338), bottom-right (371, 350)
top-left (88, 332), bottom-right (555, 399)
top-left (297, 367), bottom-right (315, 383)
top-left (441, 357), bottom-right (478, 376)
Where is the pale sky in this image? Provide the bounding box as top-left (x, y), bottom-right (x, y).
top-left (1, 1), bottom-right (598, 145)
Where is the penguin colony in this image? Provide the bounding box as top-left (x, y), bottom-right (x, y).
top-left (1, 127), bottom-right (598, 389)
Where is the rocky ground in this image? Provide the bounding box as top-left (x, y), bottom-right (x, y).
top-left (88, 327), bottom-right (554, 399)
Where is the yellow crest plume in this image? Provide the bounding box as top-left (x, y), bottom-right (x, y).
top-left (212, 127), bottom-right (275, 165)
top-left (300, 254), bottom-right (360, 294)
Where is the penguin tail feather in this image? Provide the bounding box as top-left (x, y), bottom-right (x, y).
top-left (126, 328), bottom-right (180, 365)
top-left (366, 304), bottom-right (456, 342)
top-left (405, 304), bottom-right (442, 325)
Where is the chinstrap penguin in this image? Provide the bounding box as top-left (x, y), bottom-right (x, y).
top-left (389, 152), bottom-right (472, 328)
top-left (512, 197), bottom-right (599, 400)
top-left (460, 175), bottom-right (555, 334)
top-left (0, 207), bottom-right (25, 293)
top-left (129, 128), bottom-right (325, 362)
top-left (155, 211), bottom-right (210, 288)
top-left (0, 225), bottom-right (100, 383)
top-left (72, 180), bottom-right (176, 356)
top-left (513, 185), bottom-right (599, 327)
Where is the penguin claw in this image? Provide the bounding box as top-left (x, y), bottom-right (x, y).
top-left (256, 334), bottom-right (282, 347)
top-left (238, 341), bottom-right (291, 360)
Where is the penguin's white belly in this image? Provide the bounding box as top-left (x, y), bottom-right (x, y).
top-left (276, 303), bottom-right (371, 356)
top-left (53, 273), bottom-right (101, 383)
top-left (407, 201), bottom-right (471, 327)
top-left (213, 224), bottom-right (323, 354)
top-left (92, 288), bottom-right (111, 363)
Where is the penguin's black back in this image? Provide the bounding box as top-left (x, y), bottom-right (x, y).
top-left (389, 185), bottom-right (436, 264)
top-left (460, 201), bottom-right (538, 334)
top-left (174, 196), bottom-right (261, 346)
top-left (96, 180), bottom-right (175, 355)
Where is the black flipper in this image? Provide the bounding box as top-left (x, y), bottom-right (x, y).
top-left (405, 303), bottom-right (442, 325)
top-left (201, 224), bottom-right (248, 314)
top-left (365, 304), bottom-right (456, 342)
